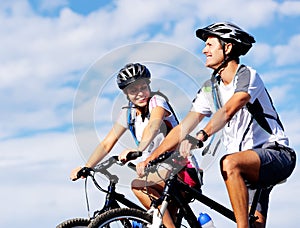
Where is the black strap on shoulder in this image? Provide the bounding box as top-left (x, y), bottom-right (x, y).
top-left (246, 96), bottom-right (284, 135)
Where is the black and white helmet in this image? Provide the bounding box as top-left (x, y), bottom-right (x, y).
top-left (117, 63), bottom-right (151, 89)
top-left (196, 22), bottom-right (255, 56)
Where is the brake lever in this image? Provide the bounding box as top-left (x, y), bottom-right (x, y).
top-left (77, 167), bottom-right (93, 179)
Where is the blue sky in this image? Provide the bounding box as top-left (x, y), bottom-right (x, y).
top-left (1, 0), bottom-right (300, 227)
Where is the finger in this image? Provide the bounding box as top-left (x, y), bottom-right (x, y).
top-left (118, 154), bottom-right (125, 161)
top-left (136, 165), bottom-right (144, 177)
top-left (70, 169), bottom-right (79, 181)
top-left (179, 141), bottom-right (190, 157)
top-left (137, 168), bottom-right (144, 177)
top-left (179, 140), bottom-right (186, 153)
top-left (70, 175), bottom-right (78, 181)
top-left (187, 142), bottom-right (192, 151)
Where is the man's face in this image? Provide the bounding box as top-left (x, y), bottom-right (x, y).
top-left (202, 36), bottom-right (225, 70)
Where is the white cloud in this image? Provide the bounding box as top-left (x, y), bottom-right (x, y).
top-left (260, 68), bottom-right (300, 85)
top-left (279, 0), bottom-right (300, 16)
top-left (38, 0), bottom-right (68, 12)
top-left (280, 109), bottom-right (300, 148)
top-left (273, 34), bottom-right (300, 66)
top-left (195, 0), bottom-right (277, 28)
top-left (268, 84), bottom-right (292, 105)
top-left (247, 43), bottom-right (273, 66)
top-left (0, 132), bottom-right (86, 228)
top-left (1, 1), bottom-right (300, 227)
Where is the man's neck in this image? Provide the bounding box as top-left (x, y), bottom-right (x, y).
top-left (218, 61), bottom-right (239, 85)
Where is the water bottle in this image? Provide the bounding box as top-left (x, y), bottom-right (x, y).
top-left (198, 212), bottom-right (216, 228)
top-left (132, 220), bottom-right (142, 228)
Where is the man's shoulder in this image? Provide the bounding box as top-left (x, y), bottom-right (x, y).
top-left (237, 64), bottom-right (258, 76)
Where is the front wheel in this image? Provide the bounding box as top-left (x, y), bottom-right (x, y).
top-left (56, 217), bottom-right (90, 228)
top-left (88, 208), bottom-right (153, 228)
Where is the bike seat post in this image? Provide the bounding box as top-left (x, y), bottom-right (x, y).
top-left (248, 188), bottom-right (262, 225)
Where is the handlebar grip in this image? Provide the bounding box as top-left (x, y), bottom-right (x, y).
top-left (185, 134), bottom-right (204, 149)
top-left (146, 151), bottom-right (174, 170)
top-left (127, 162), bottom-right (136, 171)
top-left (120, 151), bottom-right (143, 164)
top-left (77, 167), bottom-right (93, 179)
top-left (197, 140), bottom-right (203, 148)
top-left (126, 151), bottom-right (143, 161)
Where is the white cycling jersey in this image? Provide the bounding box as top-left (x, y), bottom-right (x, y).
top-left (192, 64), bottom-right (289, 153)
top-left (117, 93), bottom-right (178, 161)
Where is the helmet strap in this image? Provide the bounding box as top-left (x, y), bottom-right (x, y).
top-left (212, 39), bottom-right (239, 77)
top-left (212, 40), bottom-right (229, 76)
top-left (212, 55), bottom-right (230, 77)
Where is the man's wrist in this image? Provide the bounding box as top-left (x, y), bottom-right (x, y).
top-left (198, 129), bottom-right (209, 142)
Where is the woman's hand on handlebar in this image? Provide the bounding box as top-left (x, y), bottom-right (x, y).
top-left (118, 149), bottom-right (142, 164)
top-left (70, 166), bottom-right (84, 181)
top-left (118, 149), bottom-right (134, 163)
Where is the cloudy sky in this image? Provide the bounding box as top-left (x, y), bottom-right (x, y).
top-left (1, 0), bottom-right (300, 227)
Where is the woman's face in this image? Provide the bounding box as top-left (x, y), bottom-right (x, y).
top-left (125, 80), bottom-right (150, 107)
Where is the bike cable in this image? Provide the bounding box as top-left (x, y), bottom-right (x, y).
top-left (84, 178), bottom-right (91, 219)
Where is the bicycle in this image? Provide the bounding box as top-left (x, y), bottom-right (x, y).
top-left (56, 152), bottom-right (145, 228)
top-left (87, 149), bottom-right (270, 228)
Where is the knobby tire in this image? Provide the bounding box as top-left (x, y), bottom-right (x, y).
top-left (88, 208), bottom-right (153, 228)
top-left (56, 217), bottom-right (90, 228)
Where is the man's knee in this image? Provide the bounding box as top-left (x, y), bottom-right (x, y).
top-left (220, 154), bottom-right (236, 171)
top-left (220, 154), bottom-right (239, 180)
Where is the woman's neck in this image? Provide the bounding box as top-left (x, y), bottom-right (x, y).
top-left (136, 105), bottom-right (148, 121)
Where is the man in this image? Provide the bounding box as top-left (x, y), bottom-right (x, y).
top-left (136, 22), bottom-right (296, 228)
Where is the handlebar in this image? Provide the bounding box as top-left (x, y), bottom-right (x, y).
top-left (147, 151), bottom-right (175, 167)
top-left (77, 167), bottom-right (93, 179)
top-left (77, 151), bottom-right (143, 179)
top-left (121, 151), bottom-right (143, 164)
top-left (144, 151), bottom-right (181, 174)
top-left (94, 156), bottom-right (120, 172)
top-left (185, 134), bottom-right (204, 149)
top-left (144, 137), bottom-right (204, 174)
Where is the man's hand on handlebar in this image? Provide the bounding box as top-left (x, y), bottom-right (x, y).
top-left (180, 135), bottom-right (204, 158)
top-left (179, 139), bottom-right (193, 158)
top-left (136, 160), bottom-right (148, 177)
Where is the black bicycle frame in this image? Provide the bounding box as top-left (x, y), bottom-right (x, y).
top-left (91, 171), bottom-right (145, 218)
top-left (149, 167), bottom-right (263, 228)
top-left (145, 150), bottom-right (266, 227)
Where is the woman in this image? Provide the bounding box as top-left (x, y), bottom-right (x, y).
top-left (70, 63), bottom-right (199, 227)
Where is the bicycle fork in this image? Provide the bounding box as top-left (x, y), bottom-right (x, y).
top-left (147, 178), bottom-right (173, 228)
top-left (147, 201), bottom-right (168, 228)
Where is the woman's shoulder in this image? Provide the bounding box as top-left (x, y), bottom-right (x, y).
top-left (150, 91), bottom-right (169, 102)
top-left (149, 92), bottom-right (170, 109)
